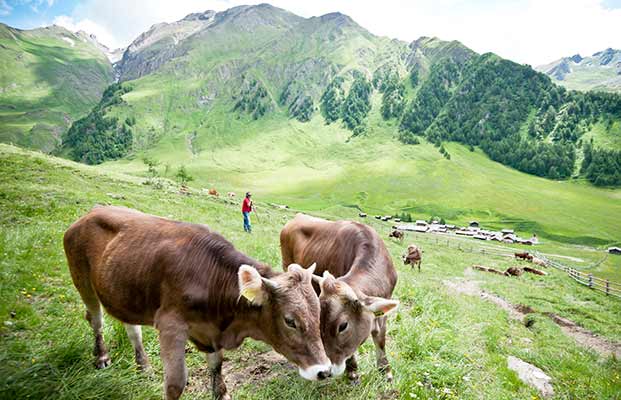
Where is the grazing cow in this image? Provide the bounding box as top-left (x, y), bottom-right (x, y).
top-left (388, 230), bottom-right (404, 242)
top-left (532, 257), bottom-right (547, 267)
top-left (280, 214), bottom-right (398, 382)
top-left (227, 192), bottom-right (236, 198)
top-left (64, 206), bottom-right (331, 400)
top-left (514, 252), bottom-right (533, 261)
top-left (208, 188), bottom-right (219, 197)
top-left (505, 266), bottom-right (524, 277)
top-left (403, 244), bottom-right (422, 272)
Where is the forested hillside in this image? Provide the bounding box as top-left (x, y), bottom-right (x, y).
top-left (54, 4), bottom-right (621, 187)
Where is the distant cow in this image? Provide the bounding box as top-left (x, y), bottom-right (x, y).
top-left (64, 206), bottom-right (331, 400)
top-left (280, 214), bottom-right (398, 382)
top-left (208, 188), bottom-right (219, 197)
top-left (515, 252), bottom-right (533, 261)
top-left (532, 257), bottom-right (547, 267)
top-left (388, 230), bottom-right (404, 241)
top-left (505, 266), bottom-right (524, 277)
top-left (227, 191), bottom-right (236, 198)
top-left (403, 244), bottom-right (422, 272)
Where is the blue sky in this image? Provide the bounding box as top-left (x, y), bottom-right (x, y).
top-left (1, 0), bottom-right (620, 65)
top-left (0, 0), bottom-right (76, 28)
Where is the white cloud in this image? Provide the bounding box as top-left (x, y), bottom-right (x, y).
top-left (53, 15), bottom-right (116, 48)
top-left (0, 0), bottom-right (12, 16)
top-left (50, 0), bottom-right (621, 64)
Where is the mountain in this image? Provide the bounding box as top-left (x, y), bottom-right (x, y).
top-left (537, 48), bottom-right (621, 92)
top-left (62, 4), bottom-right (620, 185)
top-left (1, 4), bottom-right (620, 244)
top-left (0, 23), bottom-right (113, 152)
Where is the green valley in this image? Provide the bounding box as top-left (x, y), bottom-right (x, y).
top-left (0, 23), bottom-right (113, 152)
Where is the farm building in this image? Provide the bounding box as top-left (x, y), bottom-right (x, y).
top-left (359, 212), bottom-right (367, 218)
top-left (501, 229), bottom-right (514, 235)
top-left (609, 247), bottom-right (621, 255)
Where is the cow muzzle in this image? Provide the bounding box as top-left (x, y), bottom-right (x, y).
top-left (298, 364), bottom-right (332, 381)
top-left (330, 361), bottom-right (346, 377)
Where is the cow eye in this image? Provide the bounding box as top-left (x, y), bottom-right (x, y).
top-left (338, 321), bottom-right (348, 333)
top-left (284, 317), bottom-right (297, 329)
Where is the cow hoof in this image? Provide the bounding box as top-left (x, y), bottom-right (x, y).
top-left (347, 373), bottom-right (360, 385)
top-left (95, 355), bottom-right (111, 369)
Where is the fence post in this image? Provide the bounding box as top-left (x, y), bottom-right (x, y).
top-left (606, 280), bottom-right (610, 296)
top-left (588, 273), bottom-right (593, 288)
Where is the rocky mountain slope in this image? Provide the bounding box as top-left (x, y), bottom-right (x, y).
top-left (0, 23), bottom-right (113, 152)
top-left (537, 48), bottom-right (621, 92)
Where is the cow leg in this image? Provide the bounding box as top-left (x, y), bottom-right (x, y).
top-left (371, 316), bottom-right (392, 382)
top-left (84, 304), bottom-right (111, 369)
top-left (207, 349), bottom-right (230, 400)
top-left (124, 324), bottom-right (150, 370)
top-left (345, 355), bottom-right (360, 384)
top-left (418, 260), bottom-right (421, 272)
top-left (158, 316), bottom-right (188, 400)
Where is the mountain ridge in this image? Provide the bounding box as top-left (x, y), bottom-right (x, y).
top-left (537, 48), bottom-right (621, 92)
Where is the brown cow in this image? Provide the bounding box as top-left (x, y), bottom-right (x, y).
top-left (514, 252), bottom-right (533, 261)
top-left (403, 244), bottom-right (422, 271)
top-left (388, 230), bottom-right (404, 242)
top-left (64, 206), bottom-right (331, 400)
top-left (280, 214), bottom-right (398, 382)
top-left (208, 188), bottom-right (219, 197)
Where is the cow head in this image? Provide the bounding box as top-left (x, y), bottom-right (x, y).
top-left (312, 271), bottom-right (398, 376)
top-left (238, 263), bottom-right (331, 381)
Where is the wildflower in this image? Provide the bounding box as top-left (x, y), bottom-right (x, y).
top-left (416, 381), bottom-right (424, 387)
top-left (443, 388), bottom-right (452, 394)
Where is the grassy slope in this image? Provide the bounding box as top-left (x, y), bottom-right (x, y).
top-left (103, 92), bottom-right (621, 247)
top-left (0, 24), bottom-right (113, 152)
top-left (553, 67), bottom-right (621, 93)
top-left (1, 144), bottom-right (620, 399)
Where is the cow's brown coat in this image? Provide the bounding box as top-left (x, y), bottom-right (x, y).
top-left (64, 206), bottom-right (330, 400)
top-left (280, 214), bottom-right (398, 381)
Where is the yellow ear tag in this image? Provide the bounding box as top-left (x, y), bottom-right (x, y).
top-left (241, 287), bottom-right (257, 302)
top-left (374, 310), bottom-right (384, 317)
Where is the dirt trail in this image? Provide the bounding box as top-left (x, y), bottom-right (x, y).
top-left (186, 350), bottom-right (290, 396)
top-left (444, 269), bottom-right (621, 359)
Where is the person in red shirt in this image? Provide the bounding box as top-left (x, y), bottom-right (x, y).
top-left (242, 192), bottom-right (253, 233)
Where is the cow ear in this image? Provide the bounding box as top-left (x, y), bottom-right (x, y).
top-left (238, 265), bottom-right (277, 305)
top-left (362, 296), bottom-right (399, 317)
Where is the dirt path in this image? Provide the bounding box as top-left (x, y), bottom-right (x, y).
top-left (186, 350), bottom-right (290, 396)
top-left (444, 269), bottom-right (621, 359)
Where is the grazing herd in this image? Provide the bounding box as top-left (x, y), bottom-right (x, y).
top-left (64, 206), bottom-right (545, 399)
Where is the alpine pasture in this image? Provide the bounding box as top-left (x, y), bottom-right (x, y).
top-left (1, 144), bottom-right (620, 399)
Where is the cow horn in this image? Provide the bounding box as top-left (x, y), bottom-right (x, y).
top-left (261, 277), bottom-right (280, 291)
top-left (307, 262), bottom-right (317, 275)
top-left (287, 263), bottom-right (303, 274)
top-left (311, 274), bottom-right (324, 285)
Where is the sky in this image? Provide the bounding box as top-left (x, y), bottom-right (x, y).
top-left (1, 0), bottom-right (620, 65)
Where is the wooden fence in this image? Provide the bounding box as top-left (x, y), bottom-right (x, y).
top-left (391, 229), bottom-right (621, 300)
top-left (535, 253), bottom-right (621, 299)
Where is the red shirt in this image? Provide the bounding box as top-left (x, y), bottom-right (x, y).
top-left (242, 197), bottom-right (252, 213)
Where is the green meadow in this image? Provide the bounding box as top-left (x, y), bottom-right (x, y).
top-left (103, 93), bottom-right (621, 249)
top-left (1, 144), bottom-right (620, 399)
